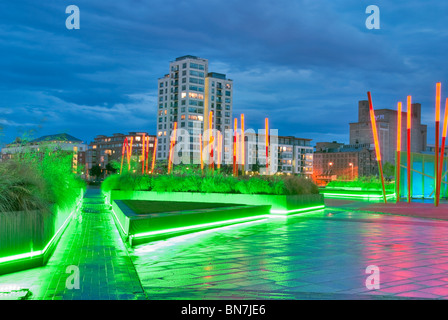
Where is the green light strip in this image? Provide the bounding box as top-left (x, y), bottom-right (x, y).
top-left (131, 215), bottom-right (269, 240)
top-left (111, 207), bottom-right (128, 236)
top-left (0, 199), bottom-right (82, 265)
top-left (270, 205), bottom-right (325, 215)
top-left (322, 192), bottom-right (395, 199)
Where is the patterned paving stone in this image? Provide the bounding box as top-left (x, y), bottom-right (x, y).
top-left (0, 188), bottom-right (146, 300)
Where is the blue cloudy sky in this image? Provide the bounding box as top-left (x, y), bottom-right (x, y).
top-left (0, 0), bottom-right (447, 147)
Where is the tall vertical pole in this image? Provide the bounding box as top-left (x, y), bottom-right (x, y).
top-left (233, 118), bottom-right (237, 176)
top-left (217, 131), bottom-right (222, 172)
top-left (151, 138), bottom-right (157, 174)
top-left (396, 102), bottom-right (402, 203)
top-left (435, 83), bottom-right (441, 206)
top-left (241, 114), bottom-right (245, 175)
top-left (199, 133), bottom-right (204, 175)
top-left (235, 131), bottom-right (239, 177)
top-left (120, 137), bottom-right (127, 174)
top-left (168, 122), bottom-right (177, 174)
top-left (145, 137), bottom-right (154, 174)
top-left (141, 133), bottom-right (146, 174)
top-left (407, 96), bottom-right (412, 203)
top-left (127, 137), bottom-right (134, 172)
top-left (265, 118), bottom-right (269, 174)
top-left (367, 92), bottom-right (387, 203)
top-left (209, 111), bottom-right (214, 171)
top-left (438, 98), bottom-right (448, 204)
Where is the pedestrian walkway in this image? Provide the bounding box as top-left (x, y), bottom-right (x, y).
top-left (0, 187), bottom-right (146, 300)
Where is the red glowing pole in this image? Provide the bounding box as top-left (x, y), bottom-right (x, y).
top-left (435, 83), bottom-right (441, 206)
top-left (141, 134), bottom-right (146, 174)
top-left (233, 118), bottom-right (237, 176)
top-left (407, 96), bottom-right (412, 203)
top-left (151, 138), bottom-right (157, 174)
top-left (168, 122), bottom-right (177, 174)
top-left (439, 98), bottom-right (448, 204)
top-left (241, 114), bottom-right (245, 175)
top-left (367, 92), bottom-right (387, 203)
top-left (199, 133), bottom-right (204, 174)
top-left (209, 111), bottom-right (214, 171)
top-left (127, 137), bottom-right (134, 171)
top-left (120, 137), bottom-right (128, 174)
top-left (145, 136), bottom-right (150, 174)
top-left (265, 118), bottom-right (269, 173)
top-left (396, 102), bottom-right (402, 203)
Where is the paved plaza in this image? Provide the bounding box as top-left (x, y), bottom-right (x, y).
top-left (2, 190), bottom-right (448, 300)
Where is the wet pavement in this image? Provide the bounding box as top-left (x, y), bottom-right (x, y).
top-left (130, 209), bottom-right (448, 300)
top-left (0, 188), bottom-right (145, 300)
top-left (2, 192), bottom-right (448, 300)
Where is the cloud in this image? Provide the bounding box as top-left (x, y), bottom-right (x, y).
top-left (1, 0), bottom-right (447, 146)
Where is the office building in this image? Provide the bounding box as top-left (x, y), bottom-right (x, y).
top-left (350, 100), bottom-right (427, 164)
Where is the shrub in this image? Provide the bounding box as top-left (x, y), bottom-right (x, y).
top-left (0, 148), bottom-right (86, 213)
top-left (102, 172), bottom-right (319, 195)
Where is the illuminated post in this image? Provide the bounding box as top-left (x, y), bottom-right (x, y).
top-left (235, 131), bottom-right (239, 177)
top-left (435, 83), bottom-right (441, 206)
top-left (367, 91), bottom-right (387, 203)
top-left (349, 162), bottom-right (353, 181)
top-left (127, 137), bottom-right (134, 171)
top-left (168, 122), bottom-right (177, 174)
top-left (407, 96), bottom-right (412, 203)
top-left (199, 133), bottom-right (204, 174)
top-left (151, 138), bottom-right (157, 174)
top-left (233, 118), bottom-right (237, 176)
top-left (265, 118), bottom-right (269, 173)
top-left (439, 98), bottom-right (448, 205)
top-left (396, 102), bottom-right (402, 203)
top-left (209, 111), bottom-right (214, 171)
top-left (217, 131), bottom-right (222, 171)
top-left (241, 114), bottom-right (245, 175)
top-left (145, 136), bottom-right (150, 174)
top-left (120, 137), bottom-right (127, 174)
top-left (141, 133), bottom-right (146, 174)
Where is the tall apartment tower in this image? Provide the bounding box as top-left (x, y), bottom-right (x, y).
top-left (156, 55), bottom-right (233, 161)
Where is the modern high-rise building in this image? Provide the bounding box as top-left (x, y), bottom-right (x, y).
top-left (156, 55), bottom-right (233, 162)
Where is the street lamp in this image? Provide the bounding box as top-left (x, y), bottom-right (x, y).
top-left (328, 162), bottom-right (333, 175)
top-left (349, 162), bottom-right (354, 180)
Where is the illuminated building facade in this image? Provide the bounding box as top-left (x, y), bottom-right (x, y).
top-left (156, 55), bottom-right (233, 161)
top-left (86, 132), bottom-right (156, 178)
top-left (245, 133), bottom-right (313, 176)
top-left (313, 142), bottom-right (377, 185)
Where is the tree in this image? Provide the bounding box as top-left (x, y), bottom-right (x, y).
top-left (105, 162), bottom-right (117, 174)
top-left (90, 164), bottom-right (103, 180)
top-left (382, 161), bottom-right (395, 181)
